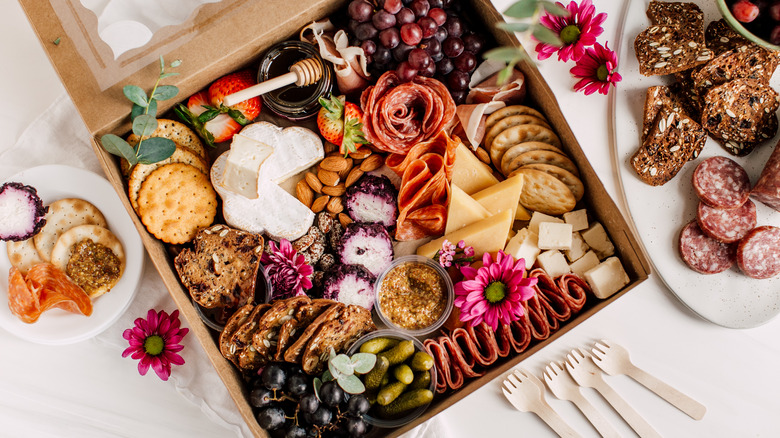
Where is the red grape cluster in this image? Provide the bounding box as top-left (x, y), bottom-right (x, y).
top-left (347, 0), bottom-right (487, 104)
top-left (729, 0), bottom-right (780, 44)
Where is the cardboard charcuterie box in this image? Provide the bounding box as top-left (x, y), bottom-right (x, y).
top-left (18, 0), bottom-right (650, 436)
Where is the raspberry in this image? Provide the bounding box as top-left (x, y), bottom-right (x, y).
top-left (771, 3), bottom-right (780, 21)
top-left (731, 0), bottom-right (759, 23)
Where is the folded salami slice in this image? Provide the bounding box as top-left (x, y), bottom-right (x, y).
top-left (523, 297), bottom-right (552, 340)
top-left (737, 226), bottom-right (780, 279)
top-left (505, 317), bottom-right (532, 353)
top-left (556, 274), bottom-right (590, 312)
top-left (752, 141), bottom-right (780, 212)
top-left (441, 335), bottom-right (484, 379)
top-left (697, 200), bottom-right (757, 243)
top-left (679, 220), bottom-right (736, 274)
top-left (455, 324), bottom-right (499, 368)
top-left (423, 338), bottom-right (451, 394)
top-left (530, 268), bottom-right (572, 323)
top-left (494, 324), bottom-right (515, 357)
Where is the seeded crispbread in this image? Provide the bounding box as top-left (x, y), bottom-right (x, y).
top-left (642, 85), bottom-right (692, 139)
top-left (484, 105), bottom-right (547, 136)
top-left (632, 107), bottom-right (706, 186)
top-left (701, 78), bottom-right (779, 145)
top-left (33, 198), bottom-right (108, 262)
top-left (521, 163), bottom-right (585, 201)
top-left (500, 141), bottom-right (562, 176)
top-left (490, 124), bottom-right (561, 169)
top-left (634, 25), bottom-right (713, 76)
top-left (484, 114), bottom-right (551, 153)
top-left (50, 224), bottom-right (125, 298)
top-left (136, 163), bottom-right (217, 244)
top-left (510, 168), bottom-right (576, 215)
top-left (646, 0), bottom-right (704, 43)
top-left (503, 149), bottom-right (580, 178)
top-left (127, 145), bottom-right (209, 212)
top-left (692, 44), bottom-right (780, 92)
top-left (219, 304), bottom-right (255, 362)
top-left (705, 19), bottom-right (751, 56)
top-left (6, 238), bottom-right (44, 275)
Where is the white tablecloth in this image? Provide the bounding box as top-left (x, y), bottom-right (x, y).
top-left (2, 0), bottom-right (780, 437)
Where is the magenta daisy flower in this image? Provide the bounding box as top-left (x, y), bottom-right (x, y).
top-left (571, 42), bottom-right (622, 95)
top-left (261, 239), bottom-right (313, 300)
top-left (122, 309), bottom-right (189, 381)
top-left (535, 0), bottom-right (607, 62)
top-left (454, 251), bottom-right (538, 331)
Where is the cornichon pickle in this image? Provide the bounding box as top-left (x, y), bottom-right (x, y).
top-left (377, 381), bottom-right (407, 406)
top-left (364, 355), bottom-right (389, 391)
top-left (378, 339), bottom-right (415, 366)
top-left (381, 373), bottom-right (390, 386)
top-left (393, 364), bottom-right (414, 385)
top-left (410, 351), bottom-right (434, 371)
top-left (409, 370), bottom-right (431, 390)
top-left (359, 337), bottom-right (399, 354)
top-left (381, 389), bottom-right (434, 415)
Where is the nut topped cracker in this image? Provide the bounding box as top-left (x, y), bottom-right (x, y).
top-left (634, 25), bottom-right (712, 76)
top-left (705, 19), bottom-right (751, 56)
top-left (701, 78), bottom-right (779, 145)
top-left (692, 44), bottom-right (780, 91)
top-left (646, 0), bottom-right (704, 43)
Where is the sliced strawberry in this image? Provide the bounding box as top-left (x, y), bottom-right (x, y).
top-left (209, 70), bottom-right (262, 123)
top-left (174, 91), bottom-right (241, 146)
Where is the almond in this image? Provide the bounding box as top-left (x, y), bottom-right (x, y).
top-left (326, 196), bottom-right (344, 214)
top-left (337, 158), bottom-right (353, 179)
top-left (338, 213), bottom-right (353, 227)
top-left (360, 154), bottom-right (384, 172)
top-left (322, 183), bottom-right (346, 197)
top-left (311, 195), bottom-right (330, 213)
top-left (349, 147), bottom-right (372, 160)
top-left (476, 146), bottom-right (491, 164)
top-left (345, 167), bottom-right (364, 187)
top-left (323, 141), bottom-right (338, 155)
top-left (320, 156), bottom-right (349, 173)
top-left (296, 180), bottom-right (313, 208)
top-left (317, 168), bottom-right (340, 187)
top-left (305, 171), bottom-right (323, 194)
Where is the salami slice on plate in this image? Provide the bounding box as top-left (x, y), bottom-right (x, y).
top-left (737, 226), bottom-right (780, 279)
top-left (692, 156), bottom-right (751, 209)
top-left (696, 199), bottom-right (757, 243)
top-left (679, 220), bottom-right (736, 274)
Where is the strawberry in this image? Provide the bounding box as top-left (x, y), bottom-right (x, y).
top-left (316, 95), bottom-right (367, 156)
top-left (208, 70), bottom-right (262, 122)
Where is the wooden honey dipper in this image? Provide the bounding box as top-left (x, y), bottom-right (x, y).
top-left (222, 58), bottom-right (323, 106)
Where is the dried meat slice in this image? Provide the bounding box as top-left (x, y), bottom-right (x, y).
top-left (679, 221), bottom-right (736, 274)
top-left (7, 266), bottom-right (40, 323)
top-left (26, 263), bottom-right (92, 317)
top-left (692, 156), bottom-right (751, 209)
top-left (423, 338), bottom-right (452, 394)
top-left (751, 140), bottom-right (780, 212)
top-left (737, 226), bottom-right (780, 279)
top-left (697, 200), bottom-right (757, 243)
top-left (556, 274), bottom-right (591, 312)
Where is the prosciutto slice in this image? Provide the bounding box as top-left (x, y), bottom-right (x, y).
top-left (7, 263), bottom-right (92, 323)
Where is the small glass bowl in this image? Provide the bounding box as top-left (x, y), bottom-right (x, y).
top-left (193, 262), bottom-right (272, 332)
top-left (257, 40), bottom-right (333, 120)
top-left (347, 329), bottom-right (436, 428)
top-left (374, 255), bottom-right (454, 337)
top-left (716, 0), bottom-right (780, 51)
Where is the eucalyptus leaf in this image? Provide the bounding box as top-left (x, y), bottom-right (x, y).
top-left (483, 47), bottom-right (524, 63)
top-left (497, 65), bottom-right (516, 86)
top-left (542, 1), bottom-right (569, 16)
top-left (170, 59), bottom-right (182, 68)
top-left (330, 354), bottom-right (354, 377)
top-left (329, 347), bottom-right (338, 360)
top-left (337, 374), bottom-right (366, 394)
top-left (159, 72), bottom-right (180, 80)
top-left (100, 134), bottom-right (137, 165)
top-left (504, 0), bottom-right (539, 18)
top-left (123, 85), bottom-right (148, 107)
top-left (313, 377), bottom-right (323, 401)
top-left (153, 85), bottom-right (179, 101)
top-left (350, 353), bottom-right (377, 374)
top-left (321, 369), bottom-right (334, 382)
top-left (497, 22), bottom-right (531, 33)
top-left (136, 137), bottom-right (176, 164)
top-left (159, 55), bottom-right (165, 72)
top-left (131, 100), bottom-right (157, 120)
top-left (132, 114), bottom-right (158, 137)
top-left (532, 23), bottom-right (562, 46)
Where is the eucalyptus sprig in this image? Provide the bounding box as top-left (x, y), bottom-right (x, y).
top-left (484, 0), bottom-right (568, 84)
top-left (314, 348), bottom-right (376, 397)
top-left (100, 56), bottom-right (182, 166)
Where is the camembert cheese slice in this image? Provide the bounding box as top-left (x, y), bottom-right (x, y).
top-left (472, 174), bottom-right (524, 221)
top-left (222, 134), bottom-right (274, 199)
top-left (451, 142), bottom-right (499, 195)
top-left (417, 209), bottom-right (513, 259)
top-left (445, 185), bottom-right (490, 234)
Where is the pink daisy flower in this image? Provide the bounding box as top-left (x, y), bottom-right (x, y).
top-left (261, 239), bottom-right (313, 300)
top-left (571, 42), bottom-right (622, 95)
top-left (454, 251), bottom-right (537, 331)
top-left (122, 309), bottom-right (189, 381)
top-left (535, 0), bottom-right (607, 62)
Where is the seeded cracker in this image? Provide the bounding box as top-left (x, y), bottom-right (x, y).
top-left (692, 44), bottom-right (780, 91)
top-left (705, 19), bottom-right (751, 56)
top-left (671, 68), bottom-right (706, 121)
top-left (646, 1), bottom-right (704, 43)
top-left (701, 78), bottom-right (779, 145)
top-left (634, 25), bottom-right (712, 76)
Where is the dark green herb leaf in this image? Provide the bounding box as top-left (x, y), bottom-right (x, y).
top-left (170, 59), bottom-right (182, 68)
top-left (153, 85), bottom-right (179, 101)
top-left (136, 137), bottom-right (176, 164)
top-left (532, 23), bottom-right (562, 46)
top-left (100, 134), bottom-right (137, 165)
top-left (484, 47), bottom-right (524, 63)
top-left (131, 99), bottom-right (158, 120)
top-left (123, 85), bottom-right (148, 107)
top-left (198, 109), bottom-right (221, 123)
top-left (497, 22), bottom-right (531, 33)
top-left (542, 1), bottom-right (569, 16)
top-left (159, 72), bottom-right (180, 80)
top-left (132, 114), bottom-right (158, 137)
top-left (504, 0), bottom-right (538, 18)
top-left (227, 108), bottom-right (250, 125)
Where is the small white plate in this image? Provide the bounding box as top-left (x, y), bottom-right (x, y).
top-left (612, 0), bottom-right (780, 328)
top-left (0, 165), bottom-right (144, 344)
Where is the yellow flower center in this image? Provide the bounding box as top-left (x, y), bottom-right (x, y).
top-left (144, 335), bottom-right (164, 356)
top-left (484, 281), bottom-right (507, 304)
top-left (560, 25), bottom-right (581, 44)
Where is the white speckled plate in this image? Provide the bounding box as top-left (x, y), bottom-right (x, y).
top-left (0, 165), bottom-right (144, 344)
top-left (612, 0), bottom-right (780, 328)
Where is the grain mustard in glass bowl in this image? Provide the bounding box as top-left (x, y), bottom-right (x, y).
top-left (716, 0), bottom-right (780, 50)
top-left (347, 329), bottom-right (437, 428)
top-left (373, 255), bottom-right (454, 337)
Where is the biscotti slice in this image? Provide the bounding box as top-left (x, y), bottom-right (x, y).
top-left (693, 44), bottom-right (780, 91)
top-left (632, 107), bottom-right (706, 186)
top-left (705, 19), bottom-right (751, 56)
top-left (646, 0), bottom-right (704, 43)
top-left (174, 224), bottom-right (264, 310)
top-left (701, 78), bottom-right (779, 145)
top-left (635, 25), bottom-right (713, 76)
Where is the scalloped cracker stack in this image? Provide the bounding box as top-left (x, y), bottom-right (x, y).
top-left (33, 198), bottom-right (108, 261)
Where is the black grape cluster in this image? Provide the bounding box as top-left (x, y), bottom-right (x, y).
top-left (347, 0), bottom-right (487, 104)
top-left (249, 363), bottom-right (371, 438)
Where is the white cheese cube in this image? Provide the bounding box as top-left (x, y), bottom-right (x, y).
top-left (565, 232), bottom-right (589, 262)
top-left (528, 211), bottom-right (564, 234)
top-left (581, 222), bottom-right (615, 259)
top-left (569, 250), bottom-right (600, 277)
top-left (222, 134), bottom-right (274, 199)
top-left (563, 209), bottom-right (588, 232)
top-left (504, 228), bottom-right (540, 269)
top-left (536, 250), bottom-right (571, 278)
top-left (584, 257), bottom-right (630, 299)
top-left (537, 222), bottom-right (573, 250)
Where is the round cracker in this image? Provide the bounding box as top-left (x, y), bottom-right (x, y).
top-left (500, 141), bottom-right (562, 176)
top-left (127, 119), bottom-right (208, 160)
top-left (127, 145), bottom-right (210, 212)
top-left (518, 163), bottom-right (584, 202)
top-left (504, 149), bottom-right (580, 178)
top-left (50, 224), bottom-right (126, 299)
top-left (512, 168), bottom-right (576, 216)
top-left (484, 115), bottom-right (551, 153)
top-left (7, 238), bottom-right (44, 275)
top-left (33, 198), bottom-right (108, 262)
top-left (137, 163), bottom-right (217, 244)
top-left (490, 124), bottom-right (562, 169)
top-left (485, 105), bottom-right (547, 134)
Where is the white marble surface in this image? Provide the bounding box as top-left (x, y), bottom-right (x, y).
top-left (2, 0), bottom-right (780, 437)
